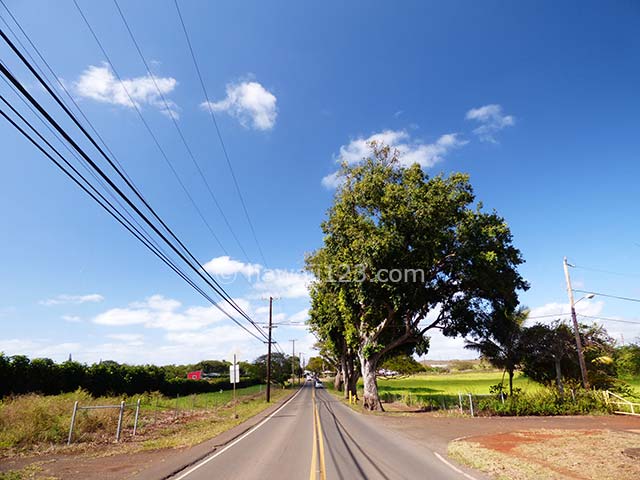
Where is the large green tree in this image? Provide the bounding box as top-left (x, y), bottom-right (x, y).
top-left (306, 143), bottom-right (527, 410)
top-left (520, 321), bottom-right (618, 391)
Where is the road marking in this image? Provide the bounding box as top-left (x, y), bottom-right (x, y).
top-left (171, 386), bottom-right (305, 480)
top-left (315, 403), bottom-right (327, 480)
top-left (309, 387), bottom-right (318, 480)
top-left (309, 387), bottom-right (327, 480)
top-left (433, 452), bottom-right (478, 480)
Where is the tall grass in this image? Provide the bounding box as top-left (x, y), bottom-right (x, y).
top-left (0, 385), bottom-right (267, 451)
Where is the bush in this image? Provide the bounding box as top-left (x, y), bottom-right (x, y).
top-left (0, 354), bottom-right (260, 399)
top-left (474, 388), bottom-right (613, 416)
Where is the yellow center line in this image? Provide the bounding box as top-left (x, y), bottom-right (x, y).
top-left (309, 386), bottom-right (327, 480)
top-left (315, 401), bottom-right (327, 480)
top-left (309, 387), bottom-right (318, 480)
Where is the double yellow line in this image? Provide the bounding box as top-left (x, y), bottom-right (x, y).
top-left (309, 387), bottom-right (327, 480)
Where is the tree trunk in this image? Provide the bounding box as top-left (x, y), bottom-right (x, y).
top-left (347, 355), bottom-right (359, 400)
top-left (360, 353), bottom-right (383, 411)
top-left (554, 358), bottom-right (564, 394)
top-left (508, 369), bottom-right (514, 396)
top-left (337, 355), bottom-right (346, 396)
top-left (334, 368), bottom-right (343, 392)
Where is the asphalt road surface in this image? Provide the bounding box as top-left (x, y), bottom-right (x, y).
top-left (169, 382), bottom-right (472, 480)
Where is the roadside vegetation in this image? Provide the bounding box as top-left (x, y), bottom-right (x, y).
top-left (0, 385), bottom-right (287, 456)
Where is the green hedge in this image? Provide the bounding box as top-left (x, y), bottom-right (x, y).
top-left (0, 354), bottom-right (259, 398)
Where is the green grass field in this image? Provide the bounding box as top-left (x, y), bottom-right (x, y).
top-left (375, 371), bottom-right (542, 397)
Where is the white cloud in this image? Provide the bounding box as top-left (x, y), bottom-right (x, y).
top-left (203, 80), bottom-right (277, 130)
top-left (74, 64), bottom-right (179, 118)
top-left (320, 171), bottom-right (344, 190)
top-left (465, 104), bottom-right (514, 143)
top-left (528, 299), bottom-right (605, 323)
top-left (253, 269), bottom-right (312, 299)
top-left (106, 333), bottom-right (144, 346)
top-left (203, 256), bottom-right (262, 279)
top-left (61, 315), bottom-right (82, 323)
top-left (288, 309), bottom-right (309, 324)
top-left (323, 130), bottom-right (467, 189)
top-left (41, 294), bottom-right (104, 306)
top-left (92, 294), bottom-right (244, 331)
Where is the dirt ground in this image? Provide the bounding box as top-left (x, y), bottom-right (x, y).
top-left (449, 429), bottom-right (640, 479)
top-left (369, 409), bottom-right (640, 454)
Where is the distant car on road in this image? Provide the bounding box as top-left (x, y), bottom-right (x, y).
top-left (314, 380), bottom-right (324, 388)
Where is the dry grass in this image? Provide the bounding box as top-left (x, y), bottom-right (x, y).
top-left (449, 428), bottom-right (640, 480)
top-left (141, 388), bottom-right (289, 450)
top-left (0, 386), bottom-right (285, 456)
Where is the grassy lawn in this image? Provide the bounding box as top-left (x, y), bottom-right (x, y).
top-left (375, 371), bottom-right (542, 396)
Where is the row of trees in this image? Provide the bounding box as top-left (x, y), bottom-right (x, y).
top-left (0, 353), bottom-right (302, 398)
top-left (306, 143), bottom-right (528, 410)
top-left (464, 307), bottom-right (621, 395)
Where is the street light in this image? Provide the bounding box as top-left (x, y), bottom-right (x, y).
top-left (575, 293), bottom-right (595, 305)
top-left (563, 257), bottom-right (595, 389)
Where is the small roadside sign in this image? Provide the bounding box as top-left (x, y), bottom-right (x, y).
top-left (230, 363), bottom-right (240, 384)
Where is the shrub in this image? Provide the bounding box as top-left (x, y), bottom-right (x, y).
top-left (474, 388), bottom-right (613, 416)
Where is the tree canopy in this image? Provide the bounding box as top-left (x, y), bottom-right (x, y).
top-left (306, 143), bottom-right (528, 409)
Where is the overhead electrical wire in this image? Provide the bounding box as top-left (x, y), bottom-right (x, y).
top-left (87, 0), bottom-right (253, 264)
top-left (0, 2), bottom-right (263, 331)
top-left (0, 93), bottom-right (265, 344)
top-left (572, 264), bottom-right (640, 279)
top-left (577, 314), bottom-right (640, 326)
top-left (69, 0), bottom-right (231, 256)
top-left (0, 0), bottom-right (139, 191)
top-left (0, 30), bottom-right (269, 343)
top-left (173, 0), bottom-right (268, 267)
top-left (573, 289), bottom-right (640, 304)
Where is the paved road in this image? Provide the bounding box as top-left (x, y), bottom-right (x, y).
top-left (170, 382), bottom-right (472, 480)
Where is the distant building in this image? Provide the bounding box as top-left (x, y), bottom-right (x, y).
top-left (187, 370), bottom-right (202, 380)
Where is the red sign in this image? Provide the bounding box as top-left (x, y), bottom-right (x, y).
top-left (187, 370), bottom-right (202, 380)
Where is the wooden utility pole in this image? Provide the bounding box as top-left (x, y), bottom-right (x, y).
top-left (563, 257), bottom-right (589, 389)
top-left (266, 296), bottom-right (273, 402)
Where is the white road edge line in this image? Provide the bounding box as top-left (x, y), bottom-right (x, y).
top-left (433, 451), bottom-right (478, 480)
top-left (171, 386), bottom-right (306, 480)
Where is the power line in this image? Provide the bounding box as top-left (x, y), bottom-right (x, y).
top-left (0, 95), bottom-right (265, 344)
top-left (0, 4), bottom-right (264, 334)
top-left (573, 289), bottom-right (640, 304)
top-left (578, 314), bottom-right (640, 326)
top-left (100, 0), bottom-right (253, 263)
top-left (0, 0), bottom-right (140, 191)
top-left (572, 264), bottom-right (640, 279)
top-left (0, 33), bottom-right (267, 342)
top-left (70, 0), bottom-right (231, 256)
top-left (173, 0), bottom-right (268, 267)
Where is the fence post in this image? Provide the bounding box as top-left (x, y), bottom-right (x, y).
top-left (458, 393), bottom-right (463, 413)
top-left (133, 398), bottom-right (141, 436)
top-left (116, 400), bottom-right (125, 442)
top-left (501, 393), bottom-right (505, 404)
top-left (175, 394), bottom-right (179, 418)
top-left (67, 400), bottom-right (79, 445)
top-left (468, 393), bottom-right (474, 417)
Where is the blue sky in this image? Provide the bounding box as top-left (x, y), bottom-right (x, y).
top-left (1, 0), bottom-right (639, 364)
